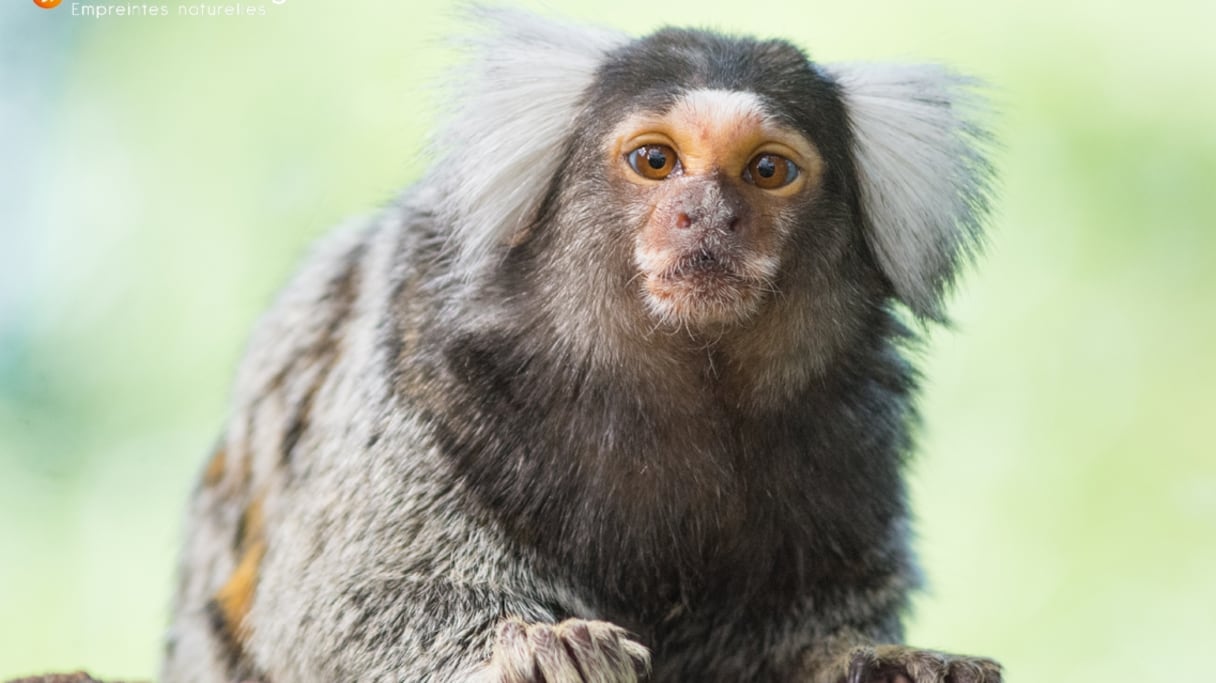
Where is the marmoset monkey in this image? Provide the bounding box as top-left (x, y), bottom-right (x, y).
top-left (162, 8), bottom-right (1000, 683)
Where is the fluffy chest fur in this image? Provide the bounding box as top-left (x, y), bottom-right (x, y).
top-left (392, 254), bottom-right (916, 631)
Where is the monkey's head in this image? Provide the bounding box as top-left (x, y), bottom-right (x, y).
top-left (606, 86), bottom-right (825, 328)
top-left (584, 31), bottom-right (851, 330)
top-left (434, 10), bottom-right (992, 364)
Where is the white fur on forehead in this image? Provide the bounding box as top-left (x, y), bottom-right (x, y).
top-left (432, 7), bottom-right (629, 277)
top-left (674, 89), bottom-right (771, 124)
top-left (825, 63), bottom-right (995, 321)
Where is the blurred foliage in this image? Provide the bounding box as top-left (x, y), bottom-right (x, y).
top-left (1, 0), bottom-right (1213, 680)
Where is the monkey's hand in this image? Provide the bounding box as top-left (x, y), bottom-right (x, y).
top-left (472, 617), bottom-right (651, 683)
top-left (824, 645), bottom-right (1002, 683)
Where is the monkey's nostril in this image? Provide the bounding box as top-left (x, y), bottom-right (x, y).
top-left (676, 212), bottom-right (692, 229)
top-left (727, 216), bottom-right (740, 232)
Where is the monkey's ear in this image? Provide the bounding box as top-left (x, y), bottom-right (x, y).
top-left (824, 63), bottom-right (996, 321)
top-left (431, 7), bottom-right (628, 277)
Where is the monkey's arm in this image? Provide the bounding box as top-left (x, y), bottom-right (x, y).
top-left (241, 515), bottom-right (651, 680)
top-left (231, 437), bottom-right (650, 681)
top-left (257, 576), bottom-right (558, 681)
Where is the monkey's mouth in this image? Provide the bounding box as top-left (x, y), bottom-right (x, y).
top-left (660, 249), bottom-right (738, 280)
top-left (640, 249), bottom-right (768, 326)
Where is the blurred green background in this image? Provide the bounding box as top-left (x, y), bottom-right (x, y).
top-left (1, 0), bottom-right (1213, 680)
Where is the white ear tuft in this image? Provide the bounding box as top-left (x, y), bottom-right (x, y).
top-left (824, 63), bottom-right (996, 321)
top-left (430, 7), bottom-right (629, 277)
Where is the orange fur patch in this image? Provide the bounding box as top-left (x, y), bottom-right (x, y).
top-left (203, 445), bottom-right (227, 487)
top-left (213, 498), bottom-right (266, 643)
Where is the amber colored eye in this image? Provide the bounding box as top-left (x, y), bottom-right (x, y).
top-left (745, 153), bottom-right (800, 190)
top-left (626, 144), bottom-right (679, 180)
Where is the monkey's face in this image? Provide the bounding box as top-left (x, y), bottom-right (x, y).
top-left (446, 23), bottom-right (989, 376)
top-left (606, 89), bottom-right (825, 329)
top-left (516, 31), bottom-right (883, 369)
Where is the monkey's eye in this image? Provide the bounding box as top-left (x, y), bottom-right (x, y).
top-left (745, 153), bottom-right (800, 190)
top-left (626, 144), bottom-right (679, 180)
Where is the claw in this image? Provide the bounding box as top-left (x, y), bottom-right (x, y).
top-left (846, 648), bottom-right (877, 683)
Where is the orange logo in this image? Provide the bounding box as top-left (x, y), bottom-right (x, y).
top-left (34, 0), bottom-right (62, 8)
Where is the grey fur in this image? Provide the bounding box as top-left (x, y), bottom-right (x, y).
top-left (162, 9), bottom-right (1000, 683)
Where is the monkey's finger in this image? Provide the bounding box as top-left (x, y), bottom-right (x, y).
top-left (845, 647), bottom-right (879, 683)
top-left (898, 648), bottom-right (949, 682)
top-left (946, 657), bottom-right (1002, 683)
top-left (845, 647), bottom-right (914, 683)
top-left (488, 618), bottom-right (543, 681)
top-left (557, 620), bottom-right (649, 682)
top-left (554, 620), bottom-right (600, 681)
top-left (529, 623), bottom-right (585, 682)
top-left (618, 637), bottom-right (650, 676)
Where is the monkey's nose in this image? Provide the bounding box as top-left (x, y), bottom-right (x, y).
top-left (674, 210), bottom-right (741, 235)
